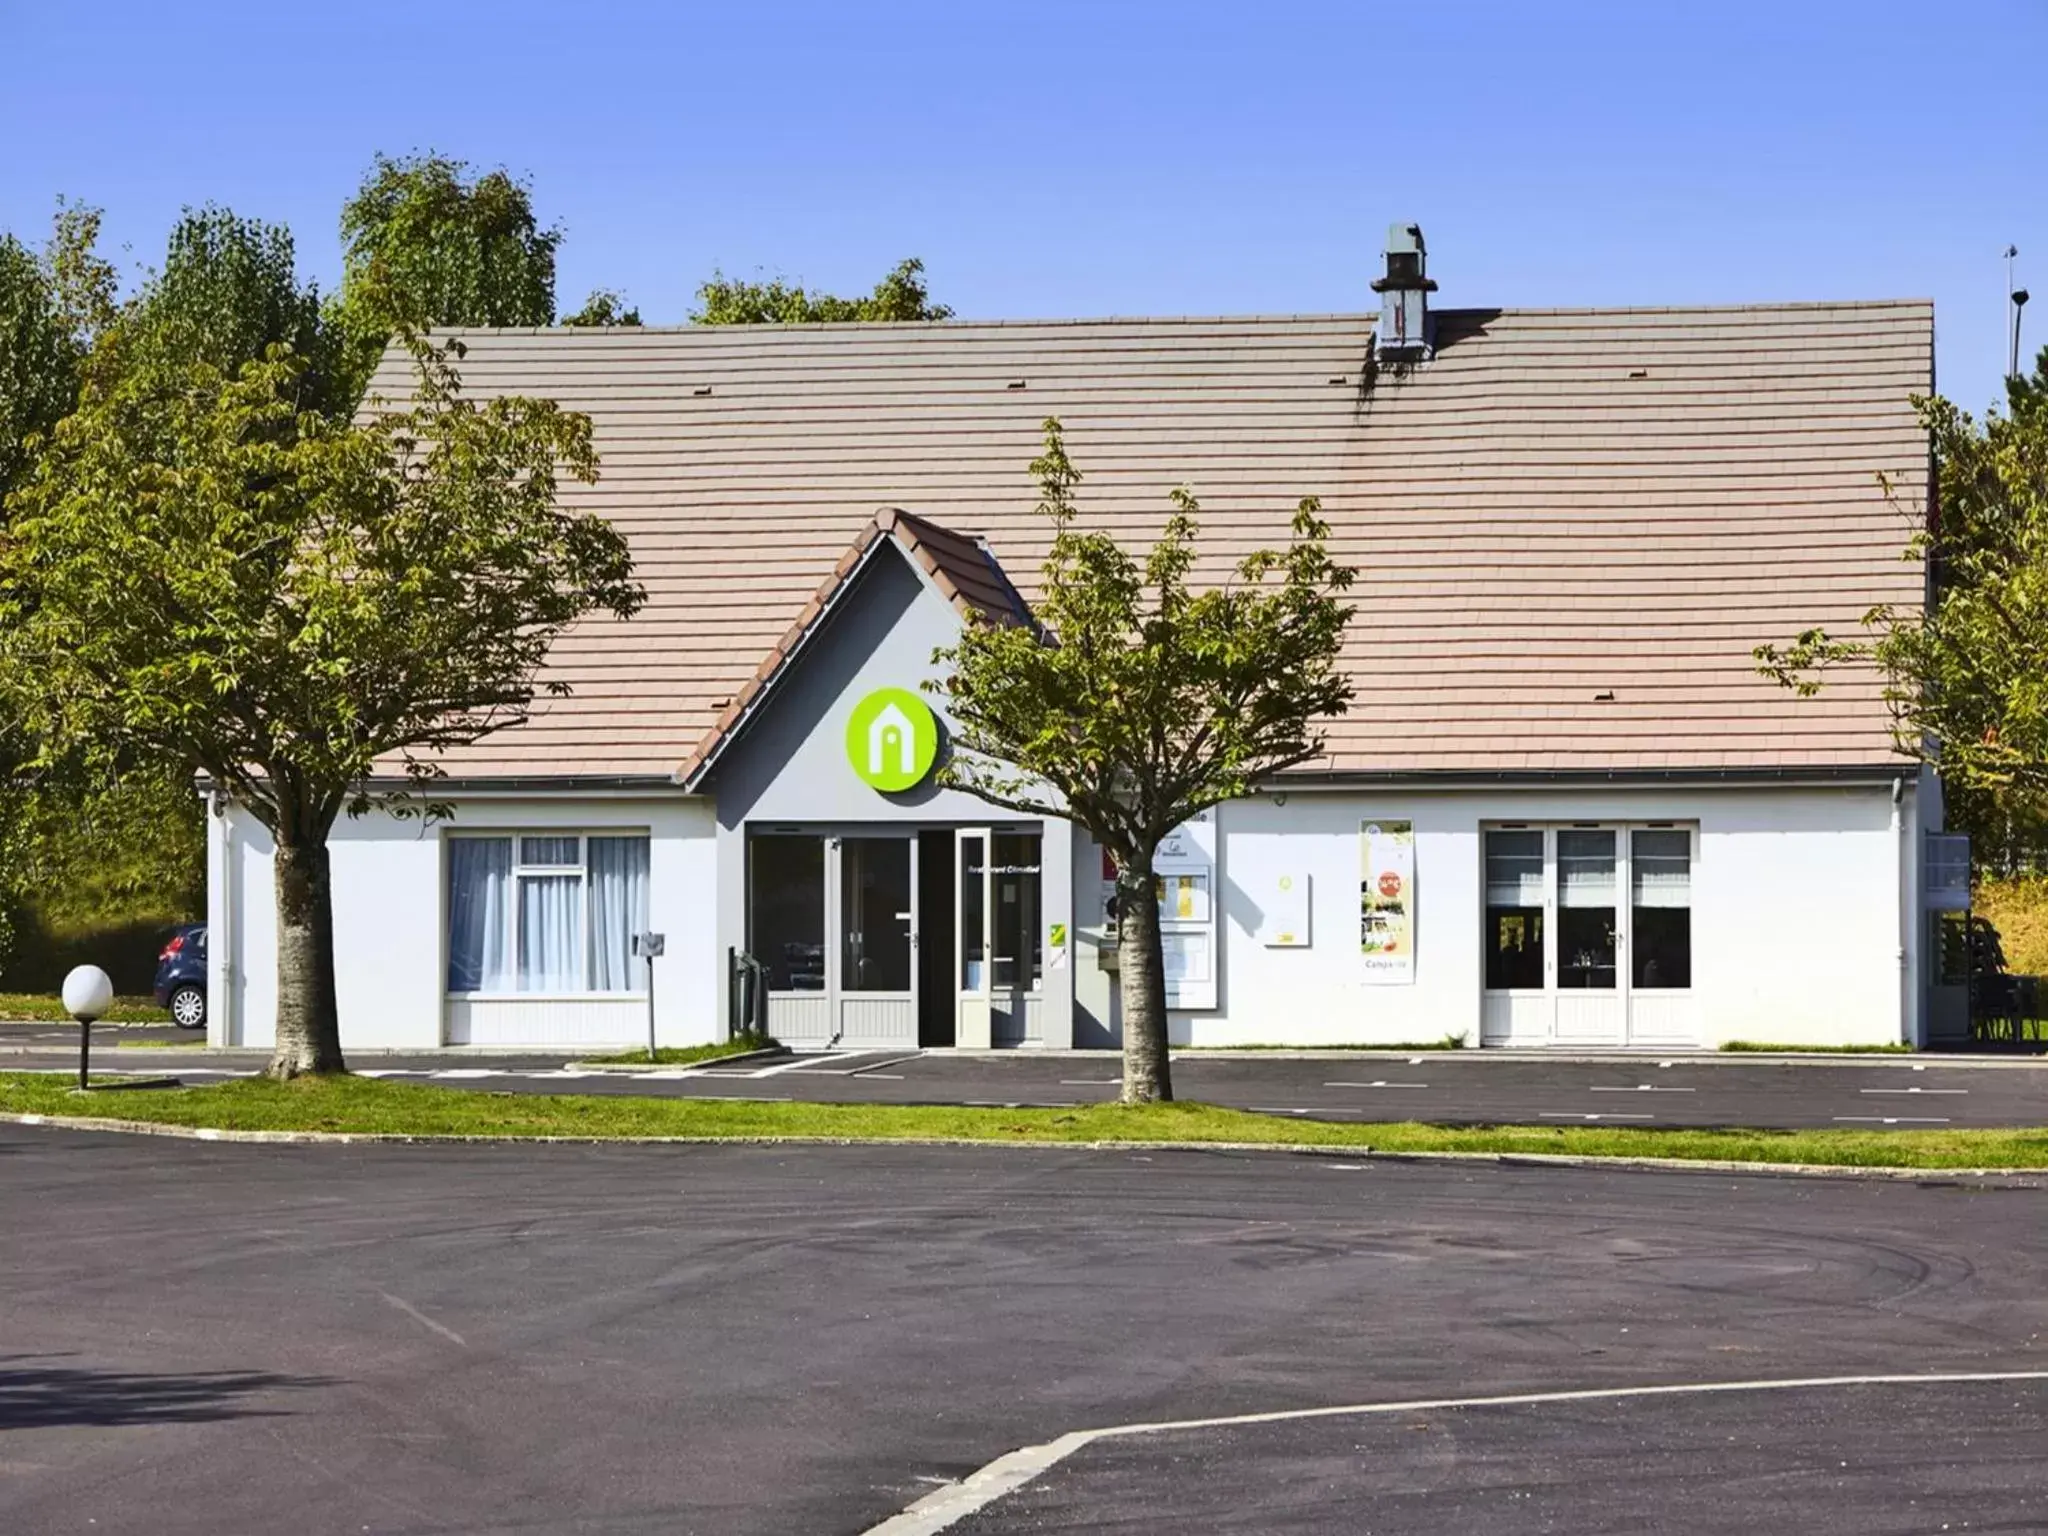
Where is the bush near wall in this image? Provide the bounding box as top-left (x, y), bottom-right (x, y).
top-left (1974, 877), bottom-right (2048, 977)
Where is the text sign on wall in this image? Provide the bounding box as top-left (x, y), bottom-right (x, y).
top-left (1360, 819), bottom-right (1415, 984)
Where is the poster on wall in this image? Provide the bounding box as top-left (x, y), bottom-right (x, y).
top-left (1360, 819), bottom-right (1415, 984)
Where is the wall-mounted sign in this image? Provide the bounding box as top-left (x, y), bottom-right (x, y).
top-left (845, 687), bottom-right (938, 792)
top-left (1260, 872), bottom-right (1310, 947)
top-left (1360, 819), bottom-right (1415, 984)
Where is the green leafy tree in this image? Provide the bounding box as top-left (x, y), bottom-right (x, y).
top-left (935, 420), bottom-right (1355, 1103)
top-left (333, 153), bottom-right (562, 401)
top-left (561, 289), bottom-right (642, 327)
top-left (117, 206), bottom-right (343, 416)
top-left (1758, 349), bottom-right (2048, 828)
top-left (0, 341), bottom-right (644, 1076)
top-left (0, 201), bottom-right (113, 504)
top-left (0, 234), bottom-right (76, 505)
top-left (693, 257), bottom-right (951, 324)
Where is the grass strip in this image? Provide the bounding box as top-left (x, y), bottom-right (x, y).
top-left (4, 1073), bottom-right (2048, 1170)
top-left (580, 1033), bottom-right (775, 1067)
top-left (1720, 1040), bottom-right (1915, 1054)
top-left (0, 994), bottom-right (172, 1024)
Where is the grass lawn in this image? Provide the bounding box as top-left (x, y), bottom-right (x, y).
top-left (0, 994), bottom-right (171, 1024)
top-left (3, 1072), bottom-right (2047, 1170)
top-left (580, 1033), bottom-right (775, 1067)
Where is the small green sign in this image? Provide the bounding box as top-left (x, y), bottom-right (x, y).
top-left (846, 687), bottom-right (938, 792)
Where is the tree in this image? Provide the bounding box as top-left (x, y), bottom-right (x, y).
top-left (333, 153), bottom-right (562, 402)
top-left (693, 257), bottom-right (951, 324)
top-left (0, 201), bottom-right (112, 504)
top-left (561, 289), bottom-right (642, 327)
top-left (0, 233), bottom-right (76, 505)
top-left (0, 341), bottom-right (644, 1076)
top-left (118, 206), bottom-right (344, 417)
top-left (1758, 348), bottom-right (2048, 828)
top-left (935, 419), bottom-right (1355, 1103)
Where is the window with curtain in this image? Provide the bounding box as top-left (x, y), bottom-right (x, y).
top-left (447, 834), bottom-right (651, 995)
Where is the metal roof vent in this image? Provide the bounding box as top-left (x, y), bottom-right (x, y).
top-left (1371, 222), bottom-right (1436, 360)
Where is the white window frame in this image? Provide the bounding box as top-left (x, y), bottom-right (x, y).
top-left (445, 830), bottom-right (650, 1001)
top-left (1481, 822), bottom-right (1697, 997)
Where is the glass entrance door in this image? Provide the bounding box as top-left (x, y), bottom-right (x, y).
top-left (749, 832), bottom-right (919, 1049)
top-left (835, 836), bottom-right (917, 1048)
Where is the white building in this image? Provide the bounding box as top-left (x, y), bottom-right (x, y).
top-left (209, 230), bottom-right (1965, 1054)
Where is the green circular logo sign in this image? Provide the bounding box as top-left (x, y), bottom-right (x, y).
top-left (845, 687), bottom-right (938, 792)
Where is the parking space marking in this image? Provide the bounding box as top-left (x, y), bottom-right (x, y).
top-left (1588, 1085), bottom-right (1696, 1093)
top-left (1540, 1112), bottom-right (1654, 1122)
top-left (862, 1370), bottom-right (2048, 1536)
top-left (1323, 1080), bottom-right (1429, 1089)
top-left (852, 1053), bottom-right (925, 1076)
top-left (1834, 1115), bottom-right (1952, 1125)
top-left (1859, 1087), bottom-right (1967, 1096)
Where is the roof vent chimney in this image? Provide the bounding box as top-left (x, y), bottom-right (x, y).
top-left (1371, 222), bottom-right (1436, 360)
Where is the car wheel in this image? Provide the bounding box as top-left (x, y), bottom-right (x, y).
top-left (168, 984), bottom-right (206, 1029)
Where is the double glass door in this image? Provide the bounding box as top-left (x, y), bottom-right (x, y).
top-left (749, 827), bottom-right (1044, 1050)
top-left (751, 834), bottom-right (918, 1048)
top-left (1481, 824), bottom-right (1696, 1047)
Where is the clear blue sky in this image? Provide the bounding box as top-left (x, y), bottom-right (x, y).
top-left (3, 0), bottom-right (2041, 411)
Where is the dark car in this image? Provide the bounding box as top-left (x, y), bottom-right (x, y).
top-left (154, 923), bottom-right (207, 1029)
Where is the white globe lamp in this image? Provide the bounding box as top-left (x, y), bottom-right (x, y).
top-left (62, 964), bottom-right (115, 1089)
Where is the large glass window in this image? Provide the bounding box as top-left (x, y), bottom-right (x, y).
top-left (1630, 829), bottom-right (1691, 989)
top-left (1557, 829), bottom-right (1617, 989)
top-left (1484, 829), bottom-right (1545, 990)
top-left (992, 830), bottom-right (1043, 990)
top-left (752, 836), bottom-right (826, 991)
top-left (448, 834), bottom-right (650, 994)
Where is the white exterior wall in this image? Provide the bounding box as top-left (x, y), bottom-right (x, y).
top-left (210, 794), bottom-right (717, 1051)
top-left (1072, 782), bottom-right (1915, 1050)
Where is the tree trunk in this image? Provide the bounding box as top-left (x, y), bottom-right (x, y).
top-left (1117, 862), bottom-right (1173, 1103)
top-left (268, 834), bottom-right (345, 1078)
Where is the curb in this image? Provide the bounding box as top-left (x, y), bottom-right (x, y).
top-left (2, 1109), bottom-right (2039, 1184)
top-left (566, 1047), bottom-right (785, 1072)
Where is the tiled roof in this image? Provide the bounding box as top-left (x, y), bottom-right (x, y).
top-left (366, 300), bottom-right (1933, 780)
top-left (675, 507), bottom-right (1026, 787)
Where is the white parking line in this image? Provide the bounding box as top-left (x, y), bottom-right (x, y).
top-left (749, 1053), bottom-right (879, 1078)
top-left (1859, 1087), bottom-right (1967, 1096)
top-left (1588, 1085), bottom-right (1696, 1093)
top-left (1539, 1112), bottom-right (1653, 1122)
top-left (1834, 1115), bottom-right (1952, 1125)
top-left (1324, 1080), bottom-right (1429, 1089)
top-left (862, 1369), bottom-right (2048, 1536)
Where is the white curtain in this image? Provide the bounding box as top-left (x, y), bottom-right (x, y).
top-left (588, 836), bottom-right (651, 990)
top-left (447, 839), bottom-right (512, 992)
top-left (518, 875), bottom-right (583, 992)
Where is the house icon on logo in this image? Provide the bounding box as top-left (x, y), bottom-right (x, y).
top-left (846, 687), bottom-right (936, 791)
top-left (868, 702), bottom-right (914, 778)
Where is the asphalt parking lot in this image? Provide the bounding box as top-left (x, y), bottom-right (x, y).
top-left (15, 1034), bottom-right (2048, 1129)
top-left (4, 1123), bottom-right (2047, 1534)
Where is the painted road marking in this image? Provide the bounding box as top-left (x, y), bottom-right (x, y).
top-left (1588, 1085), bottom-right (1696, 1093)
top-left (1859, 1087), bottom-right (1967, 1095)
top-left (1834, 1115), bottom-right (1952, 1125)
top-left (1539, 1112), bottom-right (1653, 1122)
top-left (1324, 1080), bottom-right (1429, 1089)
top-left (853, 1053), bottom-right (925, 1076)
top-left (1060, 1079), bottom-right (1124, 1086)
top-left (861, 1370), bottom-right (2048, 1536)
